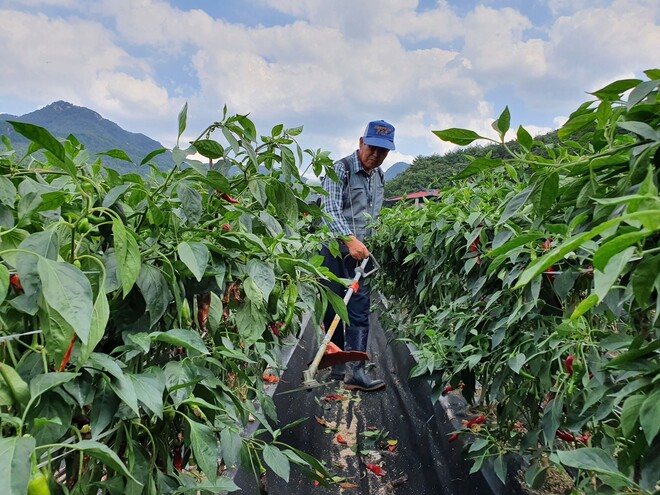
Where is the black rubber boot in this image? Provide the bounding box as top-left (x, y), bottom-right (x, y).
top-left (343, 326), bottom-right (385, 392)
top-left (329, 363), bottom-right (346, 381)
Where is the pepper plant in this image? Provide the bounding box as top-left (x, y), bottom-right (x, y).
top-left (372, 70), bottom-right (659, 494)
top-left (0, 105), bottom-right (348, 494)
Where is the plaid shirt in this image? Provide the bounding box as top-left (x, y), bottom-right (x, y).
top-left (320, 151), bottom-right (361, 236)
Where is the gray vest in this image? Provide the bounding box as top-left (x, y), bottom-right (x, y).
top-left (342, 159), bottom-right (385, 242)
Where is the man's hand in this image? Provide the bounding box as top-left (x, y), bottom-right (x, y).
top-left (344, 235), bottom-right (370, 260)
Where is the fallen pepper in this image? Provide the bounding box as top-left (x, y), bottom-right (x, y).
top-left (448, 433), bottom-right (460, 443)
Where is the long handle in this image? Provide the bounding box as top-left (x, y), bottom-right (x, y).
top-left (302, 257), bottom-right (370, 383)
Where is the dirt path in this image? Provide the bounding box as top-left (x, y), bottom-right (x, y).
top-left (233, 312), bottom-right (496, 495)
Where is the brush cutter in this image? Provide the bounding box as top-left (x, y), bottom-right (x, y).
top-left (296, 255), bottom-right (379, 392)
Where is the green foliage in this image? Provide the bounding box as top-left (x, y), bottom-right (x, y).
top-left (384, 131), bottom-right (561, 198)
top-left (0, 109), bottom-right (344, 493)
top-left (372, 70), bottom-right (660, 494)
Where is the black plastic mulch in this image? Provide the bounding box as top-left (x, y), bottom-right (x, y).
top-left (233, 311), bottom-right (501, 495)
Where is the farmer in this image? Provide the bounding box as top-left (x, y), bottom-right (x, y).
top-left (319, 119), bottom-right (395, 392)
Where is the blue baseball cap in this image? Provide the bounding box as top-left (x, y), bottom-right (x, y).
top-left (362, 120), bottom-right (395, 150)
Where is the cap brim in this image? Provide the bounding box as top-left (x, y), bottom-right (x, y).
top-left (363, 137), bottom-right (395, 150)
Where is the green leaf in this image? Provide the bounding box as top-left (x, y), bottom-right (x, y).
top-left (632, 254), bottom-right (660, 307)
top-left (81, 285), bottom-right (110, 362)
top-left (109, 373), bottom-right (140, 415)
top-left (498, 185), bottom-right (535, 225)
top-left (593, 230), bottom-right (651, 271)
top-left (186, 419), bottom-right (219, 482)
top-left (150, 329), bottom-right (209, 355)
top-left (172, 477), bottom-right (240, 494)
top-left (570, 294), bottom-right (599, 319)
top-left (620, 394), bottom-right (645, 438)
top-left (593, 247), bottom-right (635, 301)
top-left (0, 363), bottom-right (30, 408)
top-left (453, 158), bottom-right (503, 179)
top-left (557, 448), bottom-right (629, 483)
top-left (493, 454), bottom-right (507, 484)
top-left (220, 428), bottom-right (242, 468)
top-left (136, 263), bottom-right (172, 328)
top-left (37, 258), bottom-right (93, 344)
top-left (0, 265), bottom-right (8, 306)
top-left (432, 128), bottom-right (485, 146)
top-left (325, 288), bottom-right (349, 324)
top-left (176, 182), bottom-right (203, 226)
top-left (177, 102), bottom-right (188, 146)
top-left (140, 148), bottom-right (167, 166)
top-left (113, 218), bottom-right (141, 297)
top-left (0, 436), bottom-right (36, 495)
top-left (7, 121), bottom-right (65, 162)
top-left (246, 259), bottom-right (276, 301)
top-left (508, 353), bottom-right (526, 373)
top-left (263, 444), bottom-right (290, 482)
top-left (194, 139), bottom-right (224, 159)
top-left (627, 79), bottom-right (660, 109)
top-left (58, 440), bottom-right (140, 483)
top-left (558, 112), bottom-right (596, 141)
top-left (640, 390), bottom-right (660, 445)
top-left (177, 241), bottom-right (209, 282)
top-left (29, 372), bottom-right (79, 402)
top-left (590, 78), bottom-right (641, 99)
top-left (516, 125), bottom-right (533, 151)
top-left (534, 172), bottom-right (559, 216)
top-left (493, 106), bottom-right (510, 139)
top-left (98, 149), bottom-right (133, 163)
top-left (618, 121), bottom-right (660, 141)
top-left (516, 210), bottom-right (659, 288)
top-left (487, 233), bottom-right (545, 258)
top-left (0, 175), bottom-right (17, 208)
top-left (127, 369), bottom-right (165, 420)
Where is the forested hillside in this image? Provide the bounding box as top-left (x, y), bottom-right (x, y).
top-left (385, 131), bottom-right (560, 197)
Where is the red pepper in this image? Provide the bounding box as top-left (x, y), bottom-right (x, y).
top-left (269, 321), bottom-right (279, 337)
top-left (172, 446), bottom-right (182, 472)
top-left (542, 238), bottom-right (552, 250)
top-left (220, 192), bottom-right (239, 204)
top-left (221, 223), bottom-right (231, 232)
top-left (544, 265), bottom-right (556, 282)
top-left (448, 433), bottom-right (460, 443)
top-left (565, 355), bottom-right (574, 375)
top-left (466, 415), bottom-right (486, 427)
top-left (442, 385), bottom-right (453, 396)
top-left (577, 433), bottom-right (591, 444)
top-left (9, 274), bottom-right (23, 294)
top-left (469, 239), bottom-right (479, 252)
top-left (556, 430), bottom-right (575, 442)
top-left (59, 334), bottom-right (77, 371)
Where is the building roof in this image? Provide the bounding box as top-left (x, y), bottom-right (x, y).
top-left (385, 190), bottom-right (440, 202)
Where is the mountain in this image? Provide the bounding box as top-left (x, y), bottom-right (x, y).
top-left (384, 161), bottom-right (409, 181)
top-left (0, 101), bottom-right (174, 174)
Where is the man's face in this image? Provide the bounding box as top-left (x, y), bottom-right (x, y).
top-left (357, 137), bottom-right (390, 172)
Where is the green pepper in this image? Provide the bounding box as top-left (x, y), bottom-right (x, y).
top-left (281, 283), bottom-right (298, 331)
top-left (76, 218), bottom-right (91, 234)
top-left (28, 471), bottom-right (51, 495)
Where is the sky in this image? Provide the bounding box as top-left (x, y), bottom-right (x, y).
top-left (0, 0), bottom-right (659, 172)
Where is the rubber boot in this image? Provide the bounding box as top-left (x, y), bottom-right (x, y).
top-left (343, 326), bottom-right (385, 392)
top-left (329, 363), bottom-right (346, 381)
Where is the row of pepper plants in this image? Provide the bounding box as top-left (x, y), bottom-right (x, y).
top-left (371, 70), bottom-right (659, 494)
top-left (0, 105), bottom-right (349, 494)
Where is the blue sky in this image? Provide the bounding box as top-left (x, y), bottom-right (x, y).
top-left (1, 0), bottom-right (658, 171)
